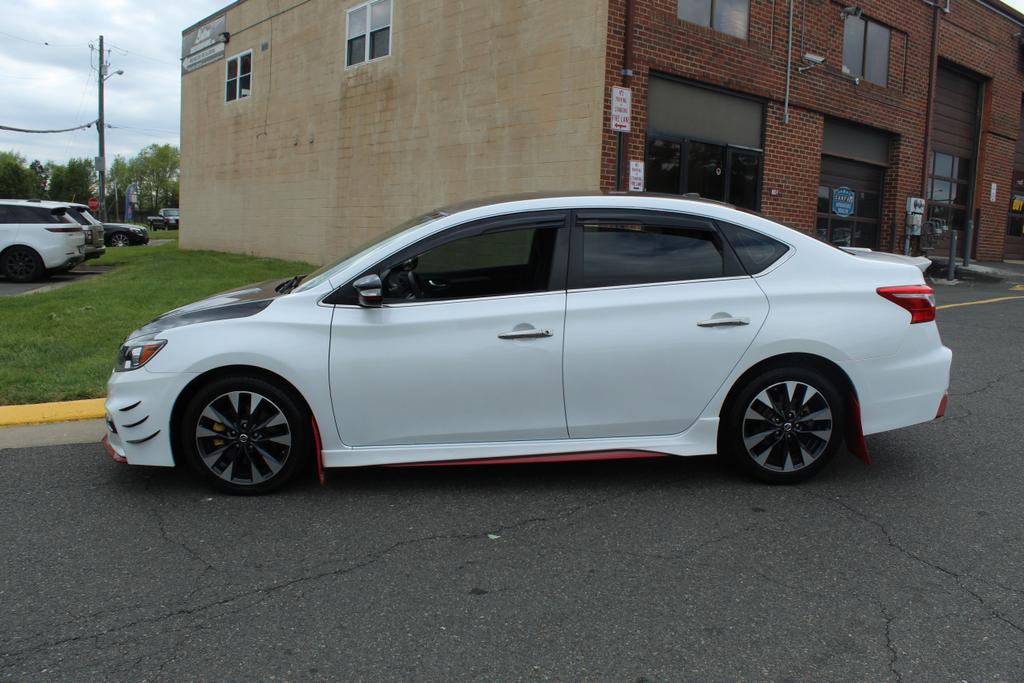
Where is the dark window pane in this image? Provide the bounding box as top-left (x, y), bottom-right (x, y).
top-left (646, 138), bottom-right (682, 194)
top-left (239, 74), bottom-right (251, 98)
top-left (829, 219), bottom-right (855, 247)
top-left (370, 27), bottom-right (390, 59)
top-left (930, 179), bottom-right (952, 203)
top-left (927, 203), bottom-right (950, 225)
top-left (858, 192), bottom-right (880, 219)
top-left (864, 21), bottom-right (889, 86)
top-left (0, 206), bottom-right (13, 224)
top-left (227, 58), bottom-right (238, 80)
top-left (686, 142), bottom-right (725, 201)
top-left (817, 186), bottom-right (829, 213)
top-left (815, 217), bottom-right (829, 241)
top-left (714, 0), bottom-right (749, 39)
top-left (951, 208), bottom-right (967, 231)
top-left (853, 222), bottom-right (878, 248)
top-left (1008, 214), bottom-right (1024, 237)
top-left (718, 222), bottom-right (789, 273)
top-left (240, 52), bottom-right (252, 75)
top-left (933, 153), bottom-right (954, 178)
top-left (226, 78), bottom-right (237, 101)
top-left (954, 157), bottom-right (971, 182)
top-left (842, 16), bottom-right (865, 78)
top-left (582, 222), bottom-right (724, 288)
top-left (347, 36), bottom-right (366, 66)
top-left (384, 227), bottom-right (559, 301)
top-left (728, 150), bottom-right (759, 209)
top-left (677, 0), bottom-right (712, 27)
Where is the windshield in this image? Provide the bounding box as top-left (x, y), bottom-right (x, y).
top-left (165, 209), bottom-right (179, 216)
top-left (294, 211), bottom-right (446, 292)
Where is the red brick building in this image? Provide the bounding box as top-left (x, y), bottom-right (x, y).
top-left (601, 0), bottom-right (1024, 261)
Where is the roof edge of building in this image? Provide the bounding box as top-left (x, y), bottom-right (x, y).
top-left (181, 0), bottom-right (249, 35)
top-left (976, 0), bottom-right (1024, 27)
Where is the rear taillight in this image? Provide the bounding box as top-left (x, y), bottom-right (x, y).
top-left (45, 227), bottom-right (82, 234)
top-left (877, 285), bottom-right (936, 324)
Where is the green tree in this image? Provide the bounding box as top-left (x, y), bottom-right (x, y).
top-left (28, 160), bottom-right (48, 198)
top-left (132, 144), bottom-right (180, 215)
top-left (0, 151), bottom-right (36, 198)
top-left (47, 158), bottom-right (95, 203)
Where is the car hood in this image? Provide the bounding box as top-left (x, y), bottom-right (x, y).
top-left (127, 279), bottom-right (283, 340)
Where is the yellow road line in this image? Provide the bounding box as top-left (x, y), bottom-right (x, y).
top-left (0, 398), bottom-right (106, 427)
top-left (937, 296), bottom-right (1024, 311)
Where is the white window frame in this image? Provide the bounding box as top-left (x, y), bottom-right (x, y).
top-left (346, 0), bottom-right (393, 68)
top-left (225, 49), bottom-right (253, 103)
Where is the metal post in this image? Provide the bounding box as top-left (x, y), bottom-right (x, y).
top-left (963, 217), bottom-right (974, 268)
top-left (947, 228), bottom-right (958, 282)
top-left (614, 131), bottom-right (624, 192)
top-left (97, 35), bottom-right (107, 222)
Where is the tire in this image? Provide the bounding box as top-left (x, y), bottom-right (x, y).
top-left (720, 366), bottom-right (845, 484)
top-left (109, 232), bottom-right (131, 247)
top-left (1, 246), bottom-right (45, 282)
top-left (178, 375), bottom-right (311, 494)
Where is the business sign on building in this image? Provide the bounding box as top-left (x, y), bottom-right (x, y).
top-left (182, 15), bottom-right (227, 74)
top-left (610, 87), bottom-right (631, 133)
top-left (832, 187), bottom-right (855, 217)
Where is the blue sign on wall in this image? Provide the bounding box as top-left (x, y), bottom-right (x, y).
top-left (832, 187), bottom-right (856, 217)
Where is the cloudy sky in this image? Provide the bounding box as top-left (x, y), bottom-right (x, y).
top-left (3, 0), bottom-right (1024, 165)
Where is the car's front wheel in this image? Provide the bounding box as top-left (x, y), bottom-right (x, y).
top-left (721, 366), bottom-right (845, 484)
top-left (179, 376), bottom-right (310, 494)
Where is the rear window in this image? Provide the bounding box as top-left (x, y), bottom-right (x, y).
top-left (0, 205), bottom-right (65, 224)
top-left (718, 222), bottom-right (790, 274)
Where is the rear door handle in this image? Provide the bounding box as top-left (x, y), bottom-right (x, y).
top-left (498, 328), bottom-right (553, 340)
top-left (697, 317), bottom-right (750, 328)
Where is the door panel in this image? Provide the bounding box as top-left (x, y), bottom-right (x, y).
top-left (563, 278), bottom-right (769, 439)
top-left (330, 293), bottom-right (568, 446)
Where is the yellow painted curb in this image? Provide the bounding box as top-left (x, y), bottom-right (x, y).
top-left (0, 399), bottom-right (106, 427)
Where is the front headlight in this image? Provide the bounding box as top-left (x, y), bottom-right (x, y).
top-left (130, 227), bottom-right (144, 234)
top-left (116, 339), bottom-right (166, 372)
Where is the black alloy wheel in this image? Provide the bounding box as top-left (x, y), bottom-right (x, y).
top-left (1, 247), bottom-right (45, 282)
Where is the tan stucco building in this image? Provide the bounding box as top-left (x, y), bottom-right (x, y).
top-left (180, 0), bottom-right (610, 264)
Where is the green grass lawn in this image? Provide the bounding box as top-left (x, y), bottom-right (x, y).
top-left (0, 241), bottom-right (314, 405)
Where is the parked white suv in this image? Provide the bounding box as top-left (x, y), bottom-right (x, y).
top-left (0, 200), bottom-right (86, 282)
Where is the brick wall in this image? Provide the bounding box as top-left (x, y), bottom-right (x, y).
top-left (601, 0), bottom-right (1024, 260)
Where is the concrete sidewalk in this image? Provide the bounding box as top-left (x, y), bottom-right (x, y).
top-left (928, 256), bottom-right (1024, 282)
top-left (0, 419), bottom-right (105, 450)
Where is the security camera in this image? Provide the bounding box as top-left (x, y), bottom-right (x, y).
top-left (841, 6), bottom-right (863, 18)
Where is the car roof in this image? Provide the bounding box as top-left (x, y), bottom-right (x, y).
top-left (433, 191), bottom-right (737, 217)
top-left (0, 198), bottom-right (77, 208)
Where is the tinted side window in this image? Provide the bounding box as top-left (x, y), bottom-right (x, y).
top-left (717, 222), bottom-right (789, 274)
top-left (0, 206), bottom-right (16, 224)
top-left (381, 223), bottom-right (562, 302)
top-left (68, 209), bottom-right (91, 226)
top-left (580, 221), bottom-right (724, 288)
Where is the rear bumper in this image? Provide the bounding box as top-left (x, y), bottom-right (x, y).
top-left (838, 326), bottom-right (952, 436)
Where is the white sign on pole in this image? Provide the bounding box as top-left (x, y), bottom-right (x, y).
top-left (611, 87), bottom-right (631, 132)
top-left (629, 160), bottom-right (645, 192)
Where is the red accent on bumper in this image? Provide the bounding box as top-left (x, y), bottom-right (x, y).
top-left (101, 434), bottom-right (127, 464)
top-left (311, 416), bottom-right (325, 486)
top-left (847, 394), bottom-right (871, 466)
top-left (386, 450), bottom-right (669, 468)
top-left (935, 393), bottom-right (948, 419)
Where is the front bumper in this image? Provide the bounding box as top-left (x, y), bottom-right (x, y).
top-left (104, 368), bottom-right (194, 467)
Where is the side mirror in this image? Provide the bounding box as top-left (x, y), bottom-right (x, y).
top-left (353, 274), bottom-right (383, 308)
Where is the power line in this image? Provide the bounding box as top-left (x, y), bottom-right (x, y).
top-left (0, 120), bottom-right (97, 134)
top-left (107, 42), bottom-right (179, 68)
top-left (0, 30), bottom-right (82, 48)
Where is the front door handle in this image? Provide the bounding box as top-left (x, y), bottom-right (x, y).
top-left (498, 328), bottom-right (553, 340)
top-left (697, 317), bottom-right (750, 328)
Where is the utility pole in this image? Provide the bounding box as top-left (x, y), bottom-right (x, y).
top-left (97, 35), bottom-right (107, 221)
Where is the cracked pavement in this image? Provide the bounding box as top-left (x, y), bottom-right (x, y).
top-left (2, 279), bottom-right (1023, 680)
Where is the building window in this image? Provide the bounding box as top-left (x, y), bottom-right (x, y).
top-left (677, 0), bottom-right (749, 40)
top-left (225, 51), bottom-right (252, 102)
top-left (926, 151), bottom-right (971, 233)
top-left (842, 15), bottom-right (890, 86)
top-left (646, 137), bottom-right (763, 211)
top-left (347, 0), bottom-right (392, 67)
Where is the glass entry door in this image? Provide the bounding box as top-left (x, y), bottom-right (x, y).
top-left (815, 156), bottom-right (884, 249)
top-left (646, 136), bottom-right (762, 210)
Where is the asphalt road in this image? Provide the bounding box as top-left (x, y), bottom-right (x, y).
top-left (2, 279), bottom-right (1024, 681)
top-left (0, 267), bottom-right (105, 297)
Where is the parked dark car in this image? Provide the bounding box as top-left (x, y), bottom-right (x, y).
top-left (103, 223), bottom-right (150, 247)
top-left (146, 208), bottom-right (179, 230)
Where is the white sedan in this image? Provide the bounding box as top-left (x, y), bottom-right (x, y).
top-left (103, 193), bottom-right (952, 493)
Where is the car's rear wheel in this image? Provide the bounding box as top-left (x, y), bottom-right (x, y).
top-left (109, 232), bottom-right (131, 247)
top-left (721, 366), bottom-right (845, 484)
top-left (1, 247), bottom-right (45, 282)
top-left (179, 376), bottom-right (310, 494)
